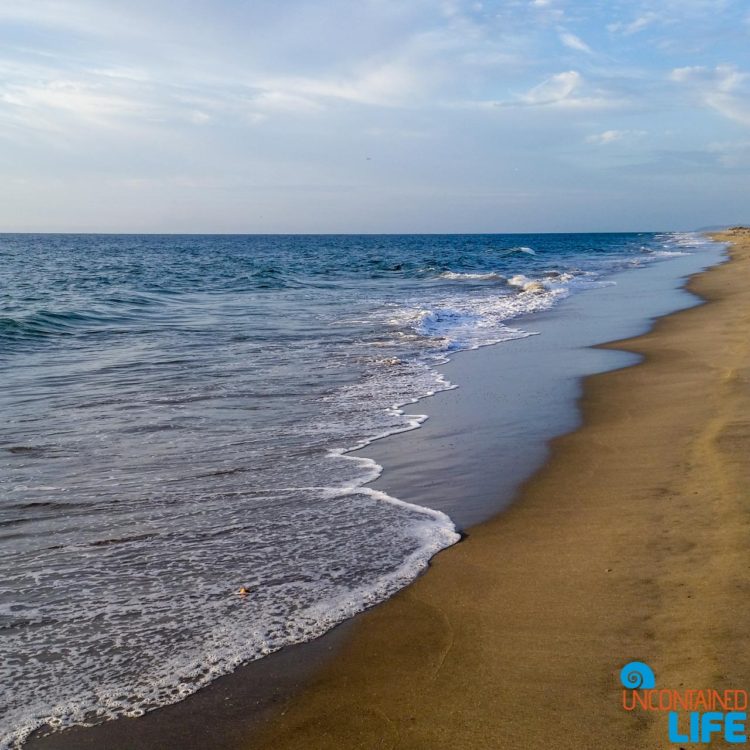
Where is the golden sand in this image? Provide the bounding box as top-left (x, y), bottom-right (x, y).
top-left (249, 229), bottom-right (750, 749)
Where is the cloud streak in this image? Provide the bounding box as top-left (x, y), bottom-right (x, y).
top-left (586, 129), bottom-right (647, 145)
top-left (671, 64), bottom-right (750, 125)
top-left (559, 31), bottom-right (593, 54)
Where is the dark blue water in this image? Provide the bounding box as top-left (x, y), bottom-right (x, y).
top-left (0, 232), bottom-right (708, 747)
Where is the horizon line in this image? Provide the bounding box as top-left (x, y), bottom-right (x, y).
top-left (0, 228), bottom-right (726, 237)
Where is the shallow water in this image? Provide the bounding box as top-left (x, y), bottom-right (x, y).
top-left (0, 231), bottom-right (715, 747)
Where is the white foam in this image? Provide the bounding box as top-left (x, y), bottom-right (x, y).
top-left (652, 250), bottom-right (688, 258)
top-left (439, 271), bottom-right (505, 281)
top-left (386, 270), bottom-right (579, 352)
top-left (0, 357), bottom-right (463, 750)
top-left (507, 274), bottom-right (546, 293)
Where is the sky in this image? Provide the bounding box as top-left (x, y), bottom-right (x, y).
top-left (0, 0), bottom-right (748, 233)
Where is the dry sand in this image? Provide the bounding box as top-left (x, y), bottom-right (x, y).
top-left (248, 229), bottom-right (750, 749)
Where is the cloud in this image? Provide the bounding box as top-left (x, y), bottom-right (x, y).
top-left (250, 90), bottom-right (323, 113)
top-left (0, 79), bottom-right (149, 128)
top-left (188, 110), bottom-right (211, 125)
top-left (607, 1), bottom-right (738, 38)
top-left (558, 31), bottom-right (593, 54)
top-left (586, 129), bottom-right (646, 145)
top-left (257, 61), bottom-right (422, 108)
top-left (528, 0), bottom-right (565, 22)
top-left (522, 70), bottom-right (582, 105)
top-left (670, 64), bottom-right (750, 125)
top-left (0, 0), bottom-right (146, 40)
top-left (608, 12), bottom-right (660, 35)
top-left (495, 71), bottom-right (625, 111)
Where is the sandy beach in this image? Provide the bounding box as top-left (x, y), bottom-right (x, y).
top-left (245, 228), bottom-right (750, 749)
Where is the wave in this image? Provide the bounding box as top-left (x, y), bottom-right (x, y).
top-left (650, 250), bottom-right (688, 258)
top-left (507, 274), bottom-right (546, 293)
top-left (0, 308), bottom-right (137, 345)
top-left (388, 289), bottom-right (568, 351)
top-left (1, 433), bottom-right (460, 750)
top-left (438, 271), bottom-right (506, 282)
top-left (0, 312), bottom-right (84, 342)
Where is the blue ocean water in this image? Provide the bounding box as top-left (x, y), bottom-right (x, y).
top-left (0, 232), bottom-right (710, 746)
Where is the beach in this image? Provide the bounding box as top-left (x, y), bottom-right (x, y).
top-left (242, 228), bottom-right (750, 749)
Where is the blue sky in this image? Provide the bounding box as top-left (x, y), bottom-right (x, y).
top-left (0, 0), bottom-right (748, 232)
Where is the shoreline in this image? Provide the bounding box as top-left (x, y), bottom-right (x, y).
top-left (245, 228), bottom-right (750, 748)
top-left (354, 239), bottom-right (720, 532)
top-left (22, 232), bottom-right (734, 749)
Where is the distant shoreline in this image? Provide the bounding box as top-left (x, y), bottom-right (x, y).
top-left (0, 229), bottom-right (706, 236)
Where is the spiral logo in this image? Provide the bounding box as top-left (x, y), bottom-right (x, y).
top-left (620, 661), bottom-right (656, 689)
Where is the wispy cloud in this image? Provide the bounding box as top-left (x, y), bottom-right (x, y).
top-left (1, 79), bottom-right (147, 121)
top-left (257, 61), bottom-right (424, 108)
top-left (586, 129), bottom-right (647, 145)
top-left (523, 71), bottom-right (583, 104)
top-left (670, 64), bottom-right (750, 125)
top-left (502, 70), bottom-right (626, 110)
top-left (558, 30), bottom-right (593, 54)
top-left (528, 0), bottom-right (565, 22)
top-left (608, 12), bottom-right (660, 35)
top-left (0, 0), bottom-right (149, 41)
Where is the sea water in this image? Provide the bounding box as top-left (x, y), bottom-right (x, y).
top-left (0, 232), bottom-right (718, 746)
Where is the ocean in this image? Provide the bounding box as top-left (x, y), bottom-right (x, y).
top-left (0, 232), bottom-right (719, 747)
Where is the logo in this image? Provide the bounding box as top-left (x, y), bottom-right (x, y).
top-left (620, 661), bottom-right (748, 744)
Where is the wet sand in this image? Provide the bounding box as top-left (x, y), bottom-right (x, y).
top-left (247, 228), bottom-right (750, 749)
